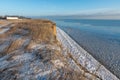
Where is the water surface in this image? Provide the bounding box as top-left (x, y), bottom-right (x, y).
top-left (31, 16), bottom-right (120, 78)
top-left (53, 19), bottom-right (120, 78)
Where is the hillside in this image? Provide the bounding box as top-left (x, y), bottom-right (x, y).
top-left (0, 19), bottom-right (86, 80)
top-left (0, 19), bottom-right (119, 80)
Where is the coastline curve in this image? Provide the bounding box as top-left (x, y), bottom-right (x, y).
top-left (57, 27), bottom-right (119, 80)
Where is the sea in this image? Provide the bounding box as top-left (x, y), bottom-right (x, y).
top-left (32, 16), bottom-right (120, 78)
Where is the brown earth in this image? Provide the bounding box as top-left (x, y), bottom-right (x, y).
top-left (0, 19), bottom-right (101, 80)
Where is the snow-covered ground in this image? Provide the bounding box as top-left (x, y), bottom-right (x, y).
top-left (0, 36), bottom-right (66, 80)
top-left (0, 27), bottom-right (10, 34)
top-left (0, 20), bottom-right (119, 80)
top-left (0, 21), bottom-right (88, 80)
top-left (0, 22), bottom-right (11, 34)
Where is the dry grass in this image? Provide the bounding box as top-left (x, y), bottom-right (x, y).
top-left (0, 20), bottom-right (8, 25)
top-left (9, 19), bottom-right (56, 43)
top-left (0, 19), bottom-right (97, 80)
top-left (0, 19), bottom-right (57, 54)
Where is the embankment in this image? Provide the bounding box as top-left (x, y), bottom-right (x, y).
top-left (57, 27), bottom-right (119, 80)
top-left (0, 19), bottom-right (119, 80)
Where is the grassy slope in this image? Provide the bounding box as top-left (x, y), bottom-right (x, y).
top-left (0, 19), bottom-right (98, 80)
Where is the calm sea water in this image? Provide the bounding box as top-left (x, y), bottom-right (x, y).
top-left (53, 19), bottom-right (120, 78)
top-left (32, 16), bottom-right (120, 78)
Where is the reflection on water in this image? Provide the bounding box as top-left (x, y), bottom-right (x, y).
top-left (54, 19), bottom-right (120, 78)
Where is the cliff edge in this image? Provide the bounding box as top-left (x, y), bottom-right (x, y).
top-left (0, 19), bottom-right (119, 80)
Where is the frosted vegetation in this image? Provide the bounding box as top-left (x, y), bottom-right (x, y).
top-left (0, 20), bottom-right (100, 80)
top-left (0, 19), bottom-right (119, 80)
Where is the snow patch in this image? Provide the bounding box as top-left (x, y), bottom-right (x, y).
top-left (12, 53), bottom-right (34, 62)
top-left (0, 28), bottom-right (10, 34)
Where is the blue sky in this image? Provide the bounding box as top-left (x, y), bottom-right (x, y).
top-left (0, 0), bottom-right (120, 16)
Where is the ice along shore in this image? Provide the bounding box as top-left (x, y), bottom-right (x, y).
top-left (57, 27), bottom-right (119, 80)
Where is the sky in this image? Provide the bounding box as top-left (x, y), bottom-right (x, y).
top-left (0, 0), bottom-right (120, 16)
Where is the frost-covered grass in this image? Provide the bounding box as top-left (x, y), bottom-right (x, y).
top-left (0, 27), bottom-right (10, 34)
top-left (0, 19), bottom-right (90, 80)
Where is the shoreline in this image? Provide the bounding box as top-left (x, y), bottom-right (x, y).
top-left (0, 19), bottom-right (119, 79)
top-left (57, 27), bottom-right (119, 80)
